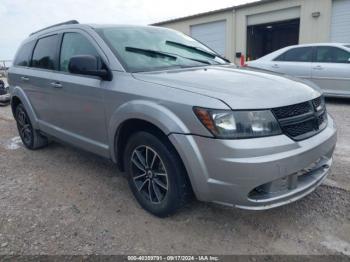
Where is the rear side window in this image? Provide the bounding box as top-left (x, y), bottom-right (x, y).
top-left (315, 46), bottom-right (350, 63)
top-left (275, 47), bottom-right (313, 62)
top-left (14, 41), bottom-right (35, 67)
top-left (32, 35), bottom-right (59, 70)
top-left (59, 32), bottom-right (99, 72)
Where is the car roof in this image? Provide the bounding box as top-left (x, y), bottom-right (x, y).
top-left (30, 22), bottom-right (165, 36)
top-left (87, 24), bottom-right (161, 30)
top-left (26, 22), bottom-right (168, 43)
top-left (290, 43), bottom-right (349, 47)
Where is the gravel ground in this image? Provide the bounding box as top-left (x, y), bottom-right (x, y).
top-left (0, 99), bottom-right (349, 255)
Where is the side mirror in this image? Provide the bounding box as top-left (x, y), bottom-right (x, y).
top-left (68, 55), bottom-right (112, 81)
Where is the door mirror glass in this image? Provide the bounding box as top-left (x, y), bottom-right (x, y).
top-left (68, 55), bottom-right (111, 80)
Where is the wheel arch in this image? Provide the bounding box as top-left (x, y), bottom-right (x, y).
top-left (114, 117), bottom-right (194, 198)
top-left (10, 87), bottom-right (39, 129)
top-left (108, 100), bottom-right (191, 163)
top-left (114, 118), bottom-right (168, 171)
top-left (108, 100), bottom-right (199, 198)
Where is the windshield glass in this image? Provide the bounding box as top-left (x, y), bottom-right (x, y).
top-left (96, 27), bottom-right (229, 72)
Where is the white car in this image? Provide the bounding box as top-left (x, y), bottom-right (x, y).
top-left (247, 43), bottom-right (350, 97)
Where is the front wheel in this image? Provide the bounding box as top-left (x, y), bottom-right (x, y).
top-left (124, 131), bottom-right (191, 217)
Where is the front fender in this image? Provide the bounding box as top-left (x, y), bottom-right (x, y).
top-left (10, 85), bottom-right (39, 129)
top-left (108, 100), bottom-right (190, 162)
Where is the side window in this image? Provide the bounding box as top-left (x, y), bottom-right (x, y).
top-left (60, 33), bottom-right (99, 72)
top-left (32, 35), bottom-right (59, 70)
top-left (14, 41), bottom-right (35, 67)
top-left (316, 46), bottom-right (350, 64)
top-left (275, 47), bottom-right (313, 62)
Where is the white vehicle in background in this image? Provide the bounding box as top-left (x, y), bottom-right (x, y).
top-left (246, 43), bottom-right (350, 98)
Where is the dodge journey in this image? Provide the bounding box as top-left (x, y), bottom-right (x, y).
top-left (8, 21), bottom-right (337, 217)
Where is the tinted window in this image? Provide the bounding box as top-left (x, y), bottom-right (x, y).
top-left (14, 41), bottom-right (35, 67)
top-left (275, 47), bottom-right (313, 62)
top-left (60, 33), bottom-right (99, 72)
top-left (32, 35), bottom-right (59, 70)
top-left (316, 46), bottom-right (350, 63)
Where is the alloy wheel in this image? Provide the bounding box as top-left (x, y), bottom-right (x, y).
top-left (130, 145), bottom-right (169, 204)
top-left (16, 107), bottom-right (33, 146)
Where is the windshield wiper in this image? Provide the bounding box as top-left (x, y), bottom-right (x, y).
top-left (177, 56), bottom-right (211, 65)
top-left (165, 40), bottom-right (230, 63)
top-left (125, 47), bottom-right (178, 60)
top-left (125, 46), bottom-right (211, 65)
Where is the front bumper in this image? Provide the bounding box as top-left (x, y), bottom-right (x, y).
top-left (169, 115), bottom-right (337, 210)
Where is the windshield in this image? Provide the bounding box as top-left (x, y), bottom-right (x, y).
top-left (96, 27), bottom-right (229, 72)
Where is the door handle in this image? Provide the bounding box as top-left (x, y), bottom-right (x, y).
top-left (271, 64), bottom-right (280, 69)
top-left (313, 65), bottom-right (323, 70)
top-left (50, 82), bottom-right (62, 88)
top-left (20, 76), bottom-right (30, 81)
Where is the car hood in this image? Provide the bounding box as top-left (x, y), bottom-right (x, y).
top-left (133, 65), bottom-right (321, 109)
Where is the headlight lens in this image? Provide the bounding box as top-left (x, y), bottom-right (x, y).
top-left (194, 107), bottom-right (282, 139)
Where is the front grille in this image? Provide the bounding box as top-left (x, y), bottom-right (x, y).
top-left (273, 101), bottom-right (312, 119)
top-left (313, 97), bottom-right (321, 109)
top-left (272, 96), bottom-right (327, 141)
top-left (284, 119), bottom-right (316, 138)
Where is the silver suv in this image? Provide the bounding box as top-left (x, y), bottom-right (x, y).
top-left (8, 21), bottom-right (337, 217)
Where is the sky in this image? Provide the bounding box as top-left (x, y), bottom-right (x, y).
top-left (0, 0), bottom-right (258, 61)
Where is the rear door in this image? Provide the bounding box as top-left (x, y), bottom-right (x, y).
top-left (311, 46), bottom-right (350, 96)
top-left (23, 34), bottom-right (60, 123)
top-left (8, 40), bottom-right (36, 99)
top-left (268, 46), bottom-right (313, 80)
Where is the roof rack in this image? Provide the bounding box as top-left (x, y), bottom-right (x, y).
top-left (30, 20), bottom-right (79, 36)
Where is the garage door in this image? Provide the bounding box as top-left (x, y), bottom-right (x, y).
top-left (331, 0), bottom-right (350, 43)
top-left (247, 6), bottom-right (300, 26)
top-left (190, 20), bottom-right (226, 56)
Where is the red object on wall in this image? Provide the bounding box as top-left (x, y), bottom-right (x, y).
top-left (240, 55), bottom-right (247, 67)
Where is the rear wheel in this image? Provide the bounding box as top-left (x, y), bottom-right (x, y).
top-left (15, 104), bottom-right (48, 150)
top-left (124, 131), bottom-right (191, 217)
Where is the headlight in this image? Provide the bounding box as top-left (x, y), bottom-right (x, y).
top-left (193, 107), bottom-right (282, 139)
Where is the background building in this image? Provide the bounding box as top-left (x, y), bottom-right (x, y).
top-left (153, 0), bottom-right (350, 63)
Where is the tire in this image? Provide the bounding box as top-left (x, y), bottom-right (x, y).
top-left (15, 103), bottom-right (48, 150)
top-left (124, 131), bottom-right (191, 217)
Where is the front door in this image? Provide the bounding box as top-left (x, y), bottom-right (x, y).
top-left (311, 46), bottom-right (350, 96)
top-left (269, 46), bottom-right (313, 81)
top-left (47, 31), bottom-right (109, 155)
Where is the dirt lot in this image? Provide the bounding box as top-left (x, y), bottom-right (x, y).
top-left (0, 99), bottom-right (349, 255)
